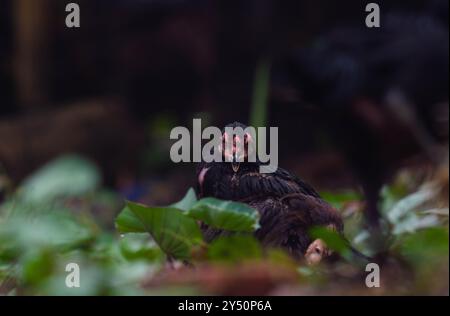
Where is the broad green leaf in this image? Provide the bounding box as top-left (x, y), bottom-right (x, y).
top-left (116, 206), bottom-right (146, 233)
top-left (19, 155), bottom-right (100, 204)
top-left (207, 235), bottom-right (262, 262)
top-left (126, 201), bottom-right (203, 260)
top-left (186, 198), bottom-right (260, 232)
top-left (171, 188), bottom-right (198, 211)
top-left (21, 249), bottom-right (55, 286)
top-left (115, 188), bottom-right (198, 233)
top-left (0, 211), bottom-right (94, 253)
top-left (119, 233), bottom-right (163, 262)
top-left (395, 227), bottom-right (449, 268)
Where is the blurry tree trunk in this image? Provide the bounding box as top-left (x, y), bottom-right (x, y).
top-left (13, 0), bottom-right (50, 111)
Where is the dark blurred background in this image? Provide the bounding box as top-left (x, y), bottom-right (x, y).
top-left (0, 0), bottom-right (448, 203)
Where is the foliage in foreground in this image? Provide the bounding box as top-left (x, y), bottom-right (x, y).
top-left (0, 155), bottom-right (448, 295)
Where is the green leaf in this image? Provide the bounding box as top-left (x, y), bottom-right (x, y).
top-left (170, 188), bottom-right (198, 211)
top-left (125, 201), bottom-right (203, 260)
top-left (19, 155), bottom-right (100, 204)
top-left (383, 185), bottom-right (442, 235)
top-left (115, 188), bottom-right (198, 233)
top-left (380, 183), bottom-right (409, 215)
top-left (387, 187), bottom-right (435, 224)
top-left (396, 227), bottom-right (449, 268)
top-left (186, 198), bottom-right (260, 232)
top-left (119, 233), bottom-right (163, 262)
top-left (207, 235), bottom-right (262, 263)
top-left (21, 249), bottom-right (55, 286)
top-left (0, 211), bottom-right (94, 253)
top-left (116, 206), bottom-right (146, 233)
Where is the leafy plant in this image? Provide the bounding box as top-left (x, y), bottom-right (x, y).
top-left (115, 189), bottom-right (261, 261)
top-left (207, 235), bottom-right (263, 263)
top-left (18, 154), bottom-right (100, 204)
top-left (120, 202), bottom-right (203, 260)
top-left (186, 198), bottom-right (260, 232)
top-left (0, 154), bottom-right (448, 295)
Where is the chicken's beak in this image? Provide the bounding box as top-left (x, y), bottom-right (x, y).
top-left (231, 161), bottom-right (240, 172)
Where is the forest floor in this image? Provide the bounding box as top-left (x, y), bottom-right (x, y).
top-left (0, 153), bottom-right (448, 295)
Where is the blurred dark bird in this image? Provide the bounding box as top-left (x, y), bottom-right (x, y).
top-left (196, 122), bottom-right (365, 263)
top-left (282, 10), bottom-right (449, 231)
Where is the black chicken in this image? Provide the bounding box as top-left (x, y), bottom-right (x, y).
top-left (195, 122), bottom-right (362, 263)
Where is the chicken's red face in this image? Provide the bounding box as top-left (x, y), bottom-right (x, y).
top-left (219, 123), bottom-right (255, 173)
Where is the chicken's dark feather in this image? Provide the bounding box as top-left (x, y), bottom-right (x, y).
top-left (197, 162), bottom-right (321, 200)
top-left (201, 193), bottom-right (344, 258)
top-left (195, 122), bottom-right (365, 259)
